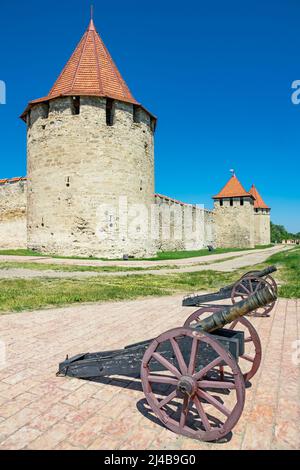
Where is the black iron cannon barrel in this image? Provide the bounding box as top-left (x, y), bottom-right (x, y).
top-left (196, 285), bottom-right (277, 333)
top-left (256, 265), bottom-right (277, 277)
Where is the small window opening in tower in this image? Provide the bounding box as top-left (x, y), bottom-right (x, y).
top-left (150, 118), bottom-right (156, 133)
top-left (72, 97), bottom-right (80, 115)
top-left (255, 208), bottom-right (259, 213)
top-left (133, 106), bottom-right (140, 123)
top-left (140, 180), bottom-right (143, 191)
top-left (220, 199), bottom-right (223, 206)
top-left (41, 218), bottom-right (45, 228)
top-left (27, 110), bottom-right (31, 127)
top-left (240, 197), bottom-right (244, 206)
top-left (106, 99), bottom-right (115, 126)
top-left (66, 177), bottom-right (70, 187)
top-left (230, 198), bottom-right (234, 207)
top-left (44, 102), bottom-right (50, 119)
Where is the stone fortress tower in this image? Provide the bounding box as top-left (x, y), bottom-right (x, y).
top-left (20, 19), bottom-right (157, 259)
top-left (249, 184), bottom-right (271, 245)
top-left (213, 173), bottom-right (271, 249)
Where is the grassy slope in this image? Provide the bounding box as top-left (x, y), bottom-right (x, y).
top-left (0, 245), bottom-right (273, 261)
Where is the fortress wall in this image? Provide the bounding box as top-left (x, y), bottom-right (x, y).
top-left (214, 197), bottom-right (255, 248)
top-left (27, 97), bottom-right (156, 259)
top-left (254, 210), bottom-right (271, 245)
top-left (0, 179), bottom-right (27, 249)
top-left (204, 209), bottom-right (215, 247)
top-left (154, 195), bottom-right (210, 252)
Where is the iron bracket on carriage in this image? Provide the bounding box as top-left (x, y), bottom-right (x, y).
top-left (57, 281), bottom-right (277, 443)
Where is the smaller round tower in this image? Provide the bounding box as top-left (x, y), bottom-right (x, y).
top-left (21, 19), bottom-right (157, 259)
top-left (213, 174), bottom-right (255, 248)
top-left (249, 185), bottom-right (271, 245)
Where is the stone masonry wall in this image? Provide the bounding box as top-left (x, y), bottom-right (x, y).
top-left (26, 97), bottom-right (156, 259)
top-left (154, 194), bottom-right (214, 251)
top-left (254, 210), bottom-right (271, 246)
top-left (0, 179), bottom-right (27, 249)
top-left (214, 197), bottom-right (255, 248)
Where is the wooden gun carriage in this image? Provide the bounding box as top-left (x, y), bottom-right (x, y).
top-left (58, 275), bottom-right (277, 443)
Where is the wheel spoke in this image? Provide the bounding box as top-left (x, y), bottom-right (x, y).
top-left (245, 336), bottom-right (253, 343)
top-left (152, 352), bottom-right (181, 379)
top-left (148, 375), bottom-right (178, 386)
top-left (241, 354), bottom-right (254, 363)
top-left (193, 395), bottom-right (212, 431)
top-left (198, 380), bottom-right (236, 390)
top-left (179, 396), bottom-right (189, 430)
top-left (159, 390), bottom-right (177, 409)
top-left (255, 280), bottom-right (264, 293)
top-left (240, 282), bottom-right (251, 295)
top-left (194, 356), bottom-right (223, 381)
top-left (188, 338), bottom-right (198, 375)
top-left (170, 338), bottom-right (188, 375)
top-left (235, 291), bottom-right (248, 297)
top-left (228, 319), bottom-right (239, 330)
top-left (197, 389), bottom-right (231, 417)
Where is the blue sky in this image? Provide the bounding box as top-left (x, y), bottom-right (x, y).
top-left (0, 0), bottom-right (299, 232)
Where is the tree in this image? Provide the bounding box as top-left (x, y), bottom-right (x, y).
top-left (271, 222), bottom-right (299, 243)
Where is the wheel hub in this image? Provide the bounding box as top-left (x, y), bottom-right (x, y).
top-left (177, 376), bottom-right (197, 398)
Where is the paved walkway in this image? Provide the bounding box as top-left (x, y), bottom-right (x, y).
top-left (0, 245), bottom-right (289, 279)
top-left (0, 295), bottom-right (298, 450)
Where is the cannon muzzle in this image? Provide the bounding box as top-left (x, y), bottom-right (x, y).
top-left (257, 265), bottom-right (277, 277)
top-left (197, 285), bottom-right (277, 333)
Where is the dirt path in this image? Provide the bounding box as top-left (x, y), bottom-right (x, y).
top-left (0, 246), bottom-right (285, 268)
top-left (0, 245), bottom-right (289, 279)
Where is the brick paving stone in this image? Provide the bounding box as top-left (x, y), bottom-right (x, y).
top-left (0, 296), bottom-right (298, 450)
top-left (28, 420), bottom-right (76, 450)
top-left (88, 435), bottom-right (120, 450)
top-left (0, 426), bottom-right (42, 450)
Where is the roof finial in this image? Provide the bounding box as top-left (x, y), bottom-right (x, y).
top-left (88, 4), bottom-right (95, 31)
top-left (230, 169), bottom-right (236, 177)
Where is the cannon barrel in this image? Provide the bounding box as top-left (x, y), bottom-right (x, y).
top-left (197, 285), bottom-right (277, 333)
top-left (219, 265), bottom-right (277, 294)
top-left (255, 265), bottom-right (277, 277)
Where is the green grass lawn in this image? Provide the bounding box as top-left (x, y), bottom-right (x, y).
top-left (265, 247), bottom-right (300, 298)
top-left (0, 270), bottom-right (239, 313)
top-left (0, 262), bottom-right (177, 273)
top-left (0, 244), bottom-right (274, 262)
top-left (144, 245), bottom-right (273, 261)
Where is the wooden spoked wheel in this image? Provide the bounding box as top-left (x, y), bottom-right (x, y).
top-left (231, 275), bottom-right (277, 317)
top-left (141, 327), bottom-right (245, 442)
top-left (184, 307), bottom-right (262, 382)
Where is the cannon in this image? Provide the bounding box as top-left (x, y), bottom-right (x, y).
top-left (182, 265), bottom-right (278, 317)
top-left (182, 265), bottom-right (278, 382)
top-left (57, 285), bottom-right (277, 442)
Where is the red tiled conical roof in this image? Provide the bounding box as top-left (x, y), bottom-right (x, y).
top-left (213, 175), bottom-right (253, 199)
top-left (48, 20), bottom-right (137, 103)
top-left (249, 185), bottom-right (270, 209)
top-left (21, 19), bottom-right (144, 120)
